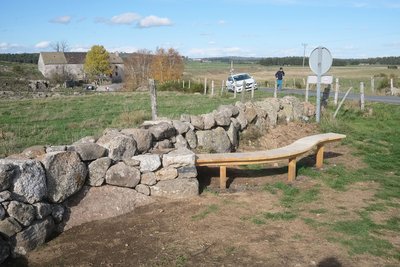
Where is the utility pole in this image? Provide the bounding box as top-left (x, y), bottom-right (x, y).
top-left (302, 43), bottom-right (308, 67)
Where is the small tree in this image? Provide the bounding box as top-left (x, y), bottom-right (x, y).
top-left (125, 49), bottom-right (153, 90)
top-left (150, 47), bottom-right (183, 83)
top-left (51, 40), bottom-right (69, 52)
top-left (84, 45), bottom-right (112, 84)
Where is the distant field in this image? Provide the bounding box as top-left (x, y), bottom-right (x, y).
top-left (184, 61), bottom-right (400, 94)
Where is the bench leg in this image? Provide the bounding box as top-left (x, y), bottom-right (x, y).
top-left (316, 144), bottom-right (324, 169)
top-left (288, 157), bottom-right (297, 182)
top-left (220, 166), bottom-right (227, 189)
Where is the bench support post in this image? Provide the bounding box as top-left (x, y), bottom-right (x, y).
top-left (316, 144), bottom-right (325, 168)
top-left (288, 157), bottom-right (297, 182)
top-left (220, 166), bottom-right (227, 189)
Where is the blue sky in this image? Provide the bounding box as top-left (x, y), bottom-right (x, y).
top-left (1, 0), bottom-right (399, 58)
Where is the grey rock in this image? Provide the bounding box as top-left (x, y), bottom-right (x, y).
top-left (172, 120), bottom-right (190, 134)
top-left (97, 132), bottom-right (137, 161)
top-left (155, 139), bottom-right (173, 150)
top-left (0, 191), bottom-right (11, 202)
top-left (105, 162), bottom-right (140, 188)
top-left (196, 127), bottom-right (232, 153)
top-left (257, 98), bottom-right (280, 127)
top-left (0, 205), bottom-right (5, 220)
top-left (123, 158), bottom-right (140, 167)
top-left (69, 142), bottom-right (106, 161)
top-left (42, 151), bottom-right (88, 203)
top-left (0, 217), bottom-right (22, 237)
top-left (214, 110), bottom-right (231, 127)
top-left (150, 178), bottom-right (199, 199)
top-left (12, 217), bottom-right (55, 256)
top-left (0, 162), bottom-right (14, 191)
top-left (218, 104), bottom-right (239, 117)
top-left (180, 114), bottom-right (191, 123)
top-left (88, 157), bottom-right (112, 187)
top-left (135, 184), bottom-right (150, 196)
top-left (174, 134), bottom-right (188, 149)
top-left (121, 128), bottom-right (153, 153)
top-left (177, 166), bottom-right (198, 179)
top-left (202, 113), bottom-right (215, 130)
top-left (132, 154), bottom-right (161, 172)
top-left (33, 202), bottom-right (52, 220)
top-left (45, 145), bottom-right (66, 153)
top-left (227, 121), bottom-right (240, 151)
top-left (148, 122), bottom-right (176, 141)
top-left (185, 130), bottom-right (197, 149)
top-left (162, 148), bottom-right (196, 168)
top-left (8, 160), bottom-right (47, 204)
top-left (235, 111), bottom-right (248, 130)
top-left (51, 204), bottom-right (65, 223)
top-left (244, 105), bottom-right (257, 124)
top-left (140, 172), bottom-right (157, 186)
top-left (190, 115), bottom-right (204, 130)
top-left (155, 167), bottom-right (178, 181)
top-left (7, 201), bottom-right (35, 227)
top-left (21, 146), bottom-right (46, 159)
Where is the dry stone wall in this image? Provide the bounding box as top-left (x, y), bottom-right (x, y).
top-left (0, 96), bottom-right (315, 263)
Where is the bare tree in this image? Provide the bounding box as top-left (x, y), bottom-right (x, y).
top-left (51, 40), bottom-right (69, 52)
top-left (125, 49), bottom-right (153, 90)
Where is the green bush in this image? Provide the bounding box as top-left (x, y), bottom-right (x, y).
top-left (377, 77), bottom-right (390, 91)
top-left (157, 80), bottom-right (203, 94)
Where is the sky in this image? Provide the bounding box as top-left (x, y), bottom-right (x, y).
top-left (1, 0), bottom-right (399, 59)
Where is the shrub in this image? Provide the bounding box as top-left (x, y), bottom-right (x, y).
top-left (388, 65), bottom-right (398, 69)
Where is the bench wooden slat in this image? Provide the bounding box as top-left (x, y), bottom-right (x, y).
top-left (195, 133), bottom-right (346, 188)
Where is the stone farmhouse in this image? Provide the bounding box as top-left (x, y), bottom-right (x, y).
top-left (38, 52), bottom-right (124, 83)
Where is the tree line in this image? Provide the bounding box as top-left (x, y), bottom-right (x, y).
top-left (0, 53), bottom-right (39, 63)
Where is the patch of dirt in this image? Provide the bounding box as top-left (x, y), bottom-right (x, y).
top-left (4, 122), bottom-right (399, 267)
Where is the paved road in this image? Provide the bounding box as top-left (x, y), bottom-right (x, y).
top-left (260, 87), bottom-right (400, 105)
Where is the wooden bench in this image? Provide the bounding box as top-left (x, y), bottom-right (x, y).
top-left (195, 133), bottom-right (346, 189)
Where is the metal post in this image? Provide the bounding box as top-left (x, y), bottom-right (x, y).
top-left (334, 78), bottom-right (339, 106)
top-left (316, 47), bottom-right (322, 123)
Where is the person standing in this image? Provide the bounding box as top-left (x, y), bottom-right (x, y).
top-left (275, 67), bottom-right (285, 91)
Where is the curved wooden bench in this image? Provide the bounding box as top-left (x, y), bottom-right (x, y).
top-left (195, 133), bottom-right (346, 189)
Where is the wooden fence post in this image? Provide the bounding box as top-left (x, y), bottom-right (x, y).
top-left (241, 82), bottom-right (246, 103)
top-left (211, 80), bottom-right (215, 96)
top-left (371, 77), bottom-right (374, 93)
top-left (305, 82), bottom-right (309, 103)
top-left (360, 82), bottom-right (365, 111)
top-left (149, 79), bottom-right (158, 120)
top-left (251, 83), bottom-right (255, 99)
top-left (188, 80), bottom-right (191, 89)
top-left (334, 78), bottom-right (339, 106)
top-left (391, 78), bottom-right (394, 95)
top-left (182, 80), bottom-right (185, 89)
top-left (233, 82), bottom-right (237, 99)
top-left (221, 80), bottom-right (224, 96)
top-left (274, 80), bottom-right (277, 98)
top-left (204, 77), bottom-right (207, 95)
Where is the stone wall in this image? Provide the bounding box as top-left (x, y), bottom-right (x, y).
top-left (0, 96), bottom-right (315, 263)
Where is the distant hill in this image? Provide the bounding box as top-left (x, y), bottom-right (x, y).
top-left (193, 56), bottom-right (400, 66)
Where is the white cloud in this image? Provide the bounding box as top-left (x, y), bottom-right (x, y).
top-left (107, 46), bottom-right (139, 53)
top-left (138, 15), bottom-right (173, 28)
top-left (110, 12), bottom-right (141, 25)
top-left (35, 41), bottom-right (51, 49)
top-left (218, 20), bottom-right (226, 25)
top-left (50, 16), bottom-right (71, 24)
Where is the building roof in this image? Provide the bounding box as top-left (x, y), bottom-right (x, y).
top-left (40, 52), bottom-right (67, 64)
top-left (40, 52), bottom-right (123, 65)
top-left (64, 52), bottom-right (87, 64)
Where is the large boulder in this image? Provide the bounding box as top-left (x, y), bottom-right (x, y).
top-left (21, 146), bottom-right (46, 159)
top-left (256, 98), bottom-right (280, 127)
top-left (185, 129), bottom-right (197, 149)
top-left (196, 127), bottom-right (232, 153)
top-left (0, 159), bottom-right (47, 204)
top-left (11, 217), bottom-right (55, 256)
top-left (150, 178), bottom-right (199, 199)
top-left (202, 113), bottom-right (215, 130)
top-left (97, 132), bottom-right (137, 161)
top-left (88, 157), bottom-right (112, 187)
top-left (155, 167), bottom-right (178, 181)
top-left (105, 162), bottom-right (140, 188)
top-left (121, 128), bottom-right (153, 154)
top-left (190, 115), bottom-right (204, 130)
top-left (42, 151), bottom-right (88, 203)
top-left (218, 104), bottom-right (239, 117)
top-left (227, 120), bottom-right (240, 151)
top-left (214, 110), bottom-right (231, 127)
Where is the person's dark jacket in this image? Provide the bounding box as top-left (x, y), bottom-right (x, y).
top-left (275, 70), bottom-right (285, 80)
